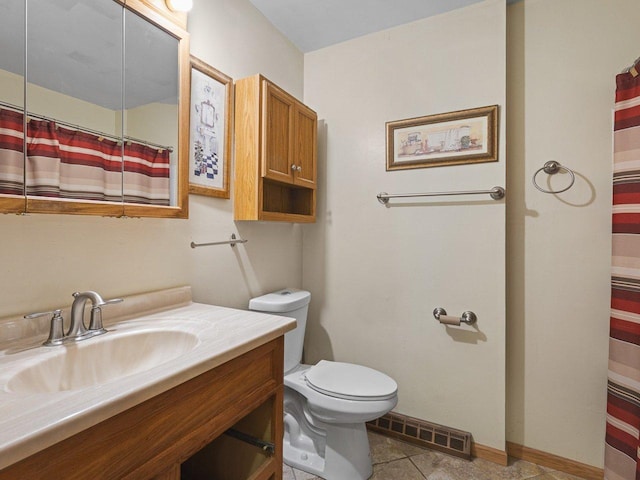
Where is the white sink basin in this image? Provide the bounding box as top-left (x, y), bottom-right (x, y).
top-left (6, 329), bottom-right (199, 394)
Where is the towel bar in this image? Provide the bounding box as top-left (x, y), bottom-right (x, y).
top-left (190, 233), bottom-right (248, 249)
top-left (377, 186), bottom-right (505, 204)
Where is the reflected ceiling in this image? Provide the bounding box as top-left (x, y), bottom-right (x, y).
top-left (0, 0), bottom-right (177, 110)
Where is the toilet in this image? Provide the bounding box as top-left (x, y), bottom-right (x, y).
top-left (249, 289), bottom-right (398, 480)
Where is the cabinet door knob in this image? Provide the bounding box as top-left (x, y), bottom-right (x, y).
top-left (296, 166), bottom-right (302, 172)
top-left (291, 164), bottom-right (297, 171)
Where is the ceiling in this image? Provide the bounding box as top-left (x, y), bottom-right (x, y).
top-left (248, 0), bottom-right (516, 53)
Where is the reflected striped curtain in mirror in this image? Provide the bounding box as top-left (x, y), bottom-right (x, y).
top-left (0, 107), bottom-right (170, 205)
top-left (0, 108), bottom-right (24, 196)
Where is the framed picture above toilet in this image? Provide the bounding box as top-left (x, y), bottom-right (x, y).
top-left (386, 104), bottom-right (499, 171)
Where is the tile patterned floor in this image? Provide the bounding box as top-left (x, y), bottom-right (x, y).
top-left (282, 432), bottom-right (586, 480)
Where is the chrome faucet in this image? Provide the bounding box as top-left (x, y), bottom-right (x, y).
top-left (68, 291), bottom-right (101, 337)
top-left (25, 291), bottom-right (123, 346)
top-left (68, 291), bottom-right (123, 339)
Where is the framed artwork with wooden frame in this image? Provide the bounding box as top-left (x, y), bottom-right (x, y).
top-left (188, 56), bottom-right (233, 198)
top-left (386, 105), bottom-right (499, 171)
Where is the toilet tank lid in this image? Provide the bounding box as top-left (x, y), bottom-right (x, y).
top-left (249, 288), bottom-right (311, 313)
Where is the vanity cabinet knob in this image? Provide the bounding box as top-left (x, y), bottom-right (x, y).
top-left (291, 164), bottom-right (297, 171)
top-left (24, 309), bottom-right (65, 346)
top-left (296, 165), bottom-right (302, 172)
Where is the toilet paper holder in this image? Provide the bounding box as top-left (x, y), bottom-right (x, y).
top-left (433, 308), bottom-right (477, 326)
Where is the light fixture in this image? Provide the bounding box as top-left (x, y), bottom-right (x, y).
top-left (165, 0), bottom-right (193, 13)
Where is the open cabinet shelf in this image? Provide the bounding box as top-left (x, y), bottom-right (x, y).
top-left (181, 397), bottom-right (279, 480)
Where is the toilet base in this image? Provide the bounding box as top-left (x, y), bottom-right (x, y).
top-left (284, 411), bottom-right (373, 480)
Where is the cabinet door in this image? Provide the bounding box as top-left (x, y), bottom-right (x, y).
top-left (262, 82), bottom-right (294, 184)
top-left (293, 104), bottom-right (317, 188)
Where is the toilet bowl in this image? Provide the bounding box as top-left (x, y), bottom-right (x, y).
top-left (249, 289), bottom-right (398, 480)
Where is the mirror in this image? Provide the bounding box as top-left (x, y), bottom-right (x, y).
top-left (123, 6), bottom-right (179, 213)
top-left (0, 0), bottom-right (26, 213)
top-left (0, 0), bottom-right (189, 218)
top-left (25, 0), bottom-right (124, 216)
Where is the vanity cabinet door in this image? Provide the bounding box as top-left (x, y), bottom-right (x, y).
top-left (262, 81), bottom-right (295, 184)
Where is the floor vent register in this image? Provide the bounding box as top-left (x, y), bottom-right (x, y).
top-left (367, 412), bottom-right (472, 460)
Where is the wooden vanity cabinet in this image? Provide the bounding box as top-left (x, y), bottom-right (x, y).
top-left (0, 338), bottom-right (284, 480)
top-left (234, 75), bottom-right (317, 222)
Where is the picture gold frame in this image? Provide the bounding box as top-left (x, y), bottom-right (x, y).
top-left (386, 105), bottom-right (499, 171)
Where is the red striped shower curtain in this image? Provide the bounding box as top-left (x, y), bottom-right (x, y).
top-left (607, 66), bottom-right (640, 480)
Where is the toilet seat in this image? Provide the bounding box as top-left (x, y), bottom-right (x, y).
top-left (304, 360), bottom-right (397, 401)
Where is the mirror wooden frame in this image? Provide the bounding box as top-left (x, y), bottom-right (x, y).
top-left (0, 196), bottom-right (25, 215)
top-left (0, 0), bottom-right (190, 219)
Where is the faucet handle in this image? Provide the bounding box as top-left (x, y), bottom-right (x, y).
top-left (98, 298), bottom-right (124, 307)
top-left (24, 309), bottom-right (65, 346)
top-left (88, 298), bottom-right (123, 331)
top-left (24, 308), bottom-right (62, 320)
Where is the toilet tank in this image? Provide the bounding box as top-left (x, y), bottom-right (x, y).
top-left (248, 289), bottom-right (310, 373)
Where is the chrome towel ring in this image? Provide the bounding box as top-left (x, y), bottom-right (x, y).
top-left (532, 161), bottom-right (575, 194)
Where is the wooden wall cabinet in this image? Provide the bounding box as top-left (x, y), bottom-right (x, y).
top-left (0, 338), bottom-right (284, 480)
top-left (234, 75), bottom-right (317, 223)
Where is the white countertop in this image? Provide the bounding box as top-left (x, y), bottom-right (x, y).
top-left (0, 301), bottom-right (295, 470)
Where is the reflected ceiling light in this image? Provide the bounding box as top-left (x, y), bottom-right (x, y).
top-left (165, 0), bottom-right (193, 12)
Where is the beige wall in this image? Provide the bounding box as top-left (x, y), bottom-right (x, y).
top-left (301, 0), bottom-right (640, 466)
top-left (506, 0), bottom-right (640, 468)
top-left (0, 70), bottom-right (23, 106)
top-left (124, 103), bottom-right (177, 149)
top-left (187, 0), bottom-right (305, 307)
top-left (0, 0), bottom-right (304, 320)
top-left (302, 0), bottom-right (507, 451)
